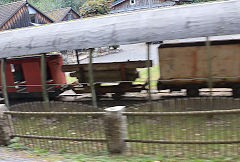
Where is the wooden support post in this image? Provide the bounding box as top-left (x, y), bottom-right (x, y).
top-left (120, 64), bottom-right (126, 81)
top-left (104, 106), bottom-right (127, 154)
top-left (1, 58), bottom-right (10, 108)
top-left (41, 54), bottom-right (49, 108)
top-left (75, 50), bottom-right (80, 64)
top-left (148, 0), bottom-right (152, 8)
top-left (88, 48), bottom-right (97, 107)
top-left (146, 42), bottom-right (152, 110)
top-left (206, 37), bottom-right (213, 97)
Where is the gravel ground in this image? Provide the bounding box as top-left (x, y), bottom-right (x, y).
top-left (80, 43), bottom-right (160, 64)
top-left (0, 147), bottom-right (63, 162)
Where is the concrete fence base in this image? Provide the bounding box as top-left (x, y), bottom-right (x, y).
top-left (104, 106), bottom-right (127, 154)
top-left (0, 104), bottom-right (11, 145)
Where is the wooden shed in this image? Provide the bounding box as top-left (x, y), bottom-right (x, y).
top-left (44, 7), bottom-right (80, 22)
top-left (0, 0), bottom-right (53, 31)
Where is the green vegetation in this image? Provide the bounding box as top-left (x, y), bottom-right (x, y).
top-left (8, 137), bottom-right (30, 151)
top-left (10, 110), bottom-right (240, 157)
top-left (0, 0), bottom-right (14, 5)
top-left (66, 73), bottom-right (78, 84)
top-left (79, 0), bottom-right (112, 17)
top-left (4, 144), bottom-right (240, 162)
top-left (1, 0), bottom-right (221, 15)
top-left (65, 65), bottom-right (160, 88)
top-left (0, 0), bottom-right (84, 12)
top-left (0, 0), bottom-right (111, 15)
top-left (6, 103), bottom-right (240, 161)
top-left (180, 0), bottom-right (220, 5)
top-left (62, 154), bottom-right (240, 162)
top-left (136, 65), bottom-right (160, 89)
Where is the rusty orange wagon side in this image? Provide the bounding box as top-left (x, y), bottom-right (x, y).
top-left (0, 54), bottom-right (66, 100)
top-left (157, 39), bottom-right (240, 97)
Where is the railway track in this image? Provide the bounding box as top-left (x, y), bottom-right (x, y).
top-left (3, 88), bottom-right (235, 107)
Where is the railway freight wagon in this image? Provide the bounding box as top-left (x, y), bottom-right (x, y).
top-left (0, 54), bottom-right (67, 100)
top-left (62, 60), bottom-right (152, 100)
top-left (157, 39), bottom-right (240, 97)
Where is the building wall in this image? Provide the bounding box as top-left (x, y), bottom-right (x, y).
top-left (112, 0), bottom-right (173, 12)
top-left (0, 5), bottom-right (52, 31)
top-left (0, 5), bottom-right (31, 31)
top-left (35, 12), bottom-right (52, 24)
top-left (62, 10), bottom-right (80, 21)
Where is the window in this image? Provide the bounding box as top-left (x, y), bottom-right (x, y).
top-left (30, 14), bottom-right (36, 23)
top-left (28, 5), bottom-right (37, 24)
top-left (11, 64), bottom-right (25, 83)
top-left (46, 64), bottom-right (52, 81)
top-left (130, 0), bottom-right (135, 5)
top-left (66, 13), bottom-right (74, 21)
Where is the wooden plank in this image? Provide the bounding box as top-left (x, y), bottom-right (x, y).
top-left (62, 61), bottom-right (152, 72)
top-left (206, 37), bottom-right (213, 97)
top-left (158, 42), bottom-right (240, 84)
top-left (1, 0), bottom-right (240, 58)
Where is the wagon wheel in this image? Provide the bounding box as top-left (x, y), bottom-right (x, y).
top-left (96, 94), bottom-right (102, 101)
top-left (112, 93), bottom-right (124, 101)
top-left (232, 87), bottom-right (240, 98)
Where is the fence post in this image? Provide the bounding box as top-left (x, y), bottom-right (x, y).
top-left (0, 104), bottom-right (11, 145)
top-left (146, 42), bottom-right (153, 111)
top-left (88, 48), bottom-right (97, 107)
top-left (41, 54), bottom-right (49, 110)
top-left (104, 106), bottom-right (127, 154)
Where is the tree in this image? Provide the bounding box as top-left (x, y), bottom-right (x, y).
top-left (60, 0), bottom-right (85, 11)
top-left (79, 0), bottom-right (112, 18)
top-left (0, 0), bottom-right (16, 5)
top-left (26, 0), bottom-right (86, 12)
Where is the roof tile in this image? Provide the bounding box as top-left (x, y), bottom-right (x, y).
top-left (0, 0), bottom-right (26, 28)
top-left (44, 7), bottom-right (72, 22)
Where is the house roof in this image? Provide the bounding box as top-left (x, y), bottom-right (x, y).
top-left (110, 1), bottom-right (176, 13)
top-left (112, 0), bottom-right (193, 7)
top-left (26, 2), bottom-right (54, 23)
top-left (0, 0), bottom-right (26, 28)
top-left (44, 7), bottom-right (80, 22)
top-left (0, 0), bottom-right (54, 29)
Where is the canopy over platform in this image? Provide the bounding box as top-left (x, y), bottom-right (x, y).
top-left (0, 0), bottom-right (240, 58)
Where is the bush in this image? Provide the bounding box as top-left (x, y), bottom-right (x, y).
top-left (79, 0), bottom-right (112, 18)
top-left (8, 137), bottom-right (29, 151)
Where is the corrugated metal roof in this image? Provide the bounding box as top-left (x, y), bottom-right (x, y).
top-left (0, 0), bottom-right (26, 28)
top-left (44, 7), bottom-right (80, 22)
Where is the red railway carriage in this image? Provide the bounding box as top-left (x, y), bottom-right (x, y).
top-left (0, 54), bottom-right (66, 100)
